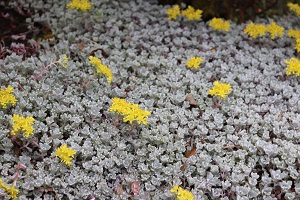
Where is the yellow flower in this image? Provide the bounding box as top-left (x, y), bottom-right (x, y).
top-left (208, 81), bottom-right (232, 98)
top-left (288, 29), bottom-right (300, 39)
top-left (166, 5), bottom-right (181, 21)
top-left (209, 18), bottom-right (230, 32)
top-left (109, 97), bottom-right (151, 125)
top-left (288, 2), bottom-right (300, 16)
top-left (186, 57), bottom-right (204, 69)
top-left (285, 57), bottom-right (300, 77)
top-left (58, 54), bottom-right (69, 68)
top-left (170, 185), bottom-right (194, 200)
top-left (11, 114), bottom-right (35, 138)
top-left (295, 38), bottom-right (300, 52)
top-left (181, 6), bottom-right (202, 21)
top-left (0, 86), bottom-right (17, 108)
top-left (266, 22), bottom-right (284, 39)
top-left (244, 22), bottom-right (267, 39)
top-left (66, 0), bottom-right (92, 11)
top-left (55, 144), bottom-right (76, 166)
top-left (0, 178), bottom-right (19, 199)
top-left (89, 56), bottom-right (113, 84)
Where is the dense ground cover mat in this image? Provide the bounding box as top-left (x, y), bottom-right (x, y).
top-left (0, 0), bottom-right (300, 199)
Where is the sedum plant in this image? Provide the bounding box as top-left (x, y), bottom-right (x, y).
top-left (166, 5), bottom-right (181, 21)
top-left (170, 185), bottom-right (194, 200)
top-left (287, 2), bottom-right (300, 16)
top-left (58, 54), bottom-right (69, 68)
top-left (295, 38), bottom-right (300, 52)
top-left (186, 56), bottom-right (204, 69)
top-left (208, 81), bottom-right (232, 99)
top-left (0, 86), bottom-right (17, 108)
top-left (34, 54), bottom-right (69, 80)
top-left (166, 5), bottom-right (202, 21)
top-left (243, 22), bottom-right (267, 39)
top-left (181, 5), bottom-right (203, 21)
top-left (66, 0), bottom-right (93, 11)
top-left (55, 144), bottom-right (77, 166)
top-left (1, 0), bottom-right (300, 199)
top-left (89, 56), bottom-right (113, 84)
top-left (209, 18), bottom-right (231, 32)
top-left (0, 178), bottom-right (19, 199)
top-left (288, 29), bottom-right (300, 39)
top-left (244, 21), bottom-right (283, 40)
top-left (285, 57), bottom-right (300, 77)
top-left (287, 29), bottom-right (300, 53)
top-left (11, 114), bottom-right (35, 139)
top-left (266, 22), bottom-right (284, 40)
top-left (109, 97), bottom-right (151, 125)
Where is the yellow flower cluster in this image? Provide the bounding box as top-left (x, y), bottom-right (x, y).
top-left (287, 29), bottom-right (300, 53)
top-left (266, 22), bottom-right (284, 39)
top-left (58, 54), bottom-right (69, 68)
top-left (244, 22), bottom-right (284, 39)
top-left (166, 5), bottom-right (181, 21)
top-left (288, 29), bottom-right (300, 39)
top-left (66, 0), bottom-right (92, 11)
top-left (285, 57), bottom-right (300, 77)
top-left (208, 81), bottom-right (232, 98)
top-left (244, 22), bottom-right (267, 39)
top-left (0, 86), bottom-right (17, 108)
top-left (55, 144), bottom-right (76, 166)
top-left (288, 2), bottom-right (300, 16)
top-left (295, 38), bottom-right (300, 52)
top-left (181, 5), bottom-right (203, 21)
top-left (166, 5), bottom-right (202, 21)
top-left (89, 56), bottom-right (113, 84)
top-left (170, 185), bottom-right (194, 200)
top-left (0, 178), bottom-right (19, 199)
top-left (209, 18), bottom-right (231, 32)
top-left (11, 114), bottom-right (35, 138)
top-left (186, 56), bottom-right (204, 69)
top-left (109, 97), bottom-right (151, 125)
